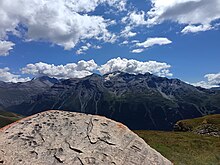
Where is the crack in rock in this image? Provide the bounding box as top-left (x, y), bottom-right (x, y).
top-left (54, 155), bottom-right (64, 163)
top-left (65, 140), bottom-right (83, 154)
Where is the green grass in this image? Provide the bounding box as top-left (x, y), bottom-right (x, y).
top-left (0, 110), bottom-right (23, 128)
top-left (176, 114), bottom-right (220, 131)
top-left (134, 130), bottom-right (220, 165)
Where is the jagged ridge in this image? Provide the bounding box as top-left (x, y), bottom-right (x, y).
top-left (0, 72), bottom-right (220, 130)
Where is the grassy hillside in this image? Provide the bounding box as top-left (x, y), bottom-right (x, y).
top-left (174, 114), bottom-right (220, 137)
top-left (0, 110), bottom-right (23, 128)
top-left (175, 114), bottom-right (220, 130)
top-left (135, 130), bottom-right (220, 165)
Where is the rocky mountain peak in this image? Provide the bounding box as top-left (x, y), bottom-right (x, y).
top-left (31, 76), bottom-right (60, 86)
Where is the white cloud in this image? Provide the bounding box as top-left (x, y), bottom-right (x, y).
top-left (115, 0), bottom-right (127, 11)
top-left (93, 45), bottom-right (102, 49)
top-left (122, 11), bottom-right (147, 26)
top-left (21, 60), bottom-right (98, 79)
top-left (0, 0), bottom-right (125, 50)
top-left (192, 72), bottom-right (220, 88)
top-left (181, 24), bottom-right (213, 34)
top-left (76, 43), bottom-right (102, 54)
top-left (192, 81), bottom-right (216, 89)
top-left (136, 37), bottom-right (172, 48)
top-left (131, 40), bottom-right (139, 43)
top-left (0, 41), bottom-right (15, 56)
top-left (19, 58), bottom-right (173, 80)
top-left (98, 57), bottom-right (173, 77)
top-left (0, 67), bottom-right (30, 83)
top-left (64, 0), bottom-right (126, 13)
top-left (76, 43), bottom-right (92, 55)
top-left (205, 73), bottom-right (220, 84)
top-left (120, 11), bottom-right (147, 39)
top-left (147, 0), bottom-right (220, 33)
top-left (131, 49), bottom-right (144, 53)
top-left (120, 26), bottom-right (137, 38)
top-left (120, 41), bottom-right (129, 45)
top-left (129, 11), bottom-right (147, 26)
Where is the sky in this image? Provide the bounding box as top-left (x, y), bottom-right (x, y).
top-left (0, 0), bottom-right (220, 88)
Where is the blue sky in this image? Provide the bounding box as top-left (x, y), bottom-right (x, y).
top-left (0, 0), bottom-right (220, 88)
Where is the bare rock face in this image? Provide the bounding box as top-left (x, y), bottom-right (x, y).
top-left (0, 110), bottom-right (172, 165)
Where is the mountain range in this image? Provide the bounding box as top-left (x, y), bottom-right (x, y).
top-left (0, 72), bottom-right (220, 130)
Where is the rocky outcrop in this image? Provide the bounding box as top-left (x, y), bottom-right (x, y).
top-left (174, 114), bottom-right (220, 137)
top-left (193, 124), bottom-right (220, 137)
top-left (0, 110), bottom-right (172, 165)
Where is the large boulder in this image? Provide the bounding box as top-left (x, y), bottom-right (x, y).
top-left (0, 110), bottom-right (172, 165)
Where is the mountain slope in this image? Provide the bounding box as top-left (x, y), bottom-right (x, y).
top-left (0, 76), bottom-right (59, 108)
top-left (0, 110), bottom-right (23, 128)
top-left (1, 72), bottom-right (220, 130)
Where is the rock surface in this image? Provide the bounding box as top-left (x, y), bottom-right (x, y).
top-left (0, 110), bottom-right (172, 165)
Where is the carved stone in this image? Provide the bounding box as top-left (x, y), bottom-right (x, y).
top-left (0, 110), bottom-right (172, 165)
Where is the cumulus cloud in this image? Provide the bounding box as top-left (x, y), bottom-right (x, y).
top-left (147, 0), bottom-right (220, 33)
top-left (64, 0), bottom-right (126, 13)
top-left (19, 58), bottom-right (173, 80)
top-left (0, 0), bottom-right (126, 50)
top-left (192, 72), bottom-right (220, 88)
top-left (131, 49), bottom-right (144, 53)
top-left (181, 24), bottom-right (213, 34)
top-left (205, 73), bottom-right (220, 84)
top-left (136, 37), bottom-right (172, 48)
top-left (0, 41), bottom-right (15, 56)
top-left (21, 60), bottom-right (98, 79)
top-left (0, 67), bottom-right (30, 83)
top-left (98, 57), bottom-right (173, 77)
